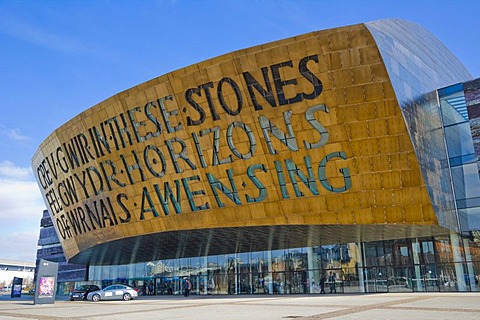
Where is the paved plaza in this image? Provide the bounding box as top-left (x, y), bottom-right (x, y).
top-left (0, 292), bottom-right (479, 319)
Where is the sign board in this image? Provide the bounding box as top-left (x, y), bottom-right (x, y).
top-left (33, 259), bottom-right (58, 305)
top-left (10, 277), bottom-right (22, 298)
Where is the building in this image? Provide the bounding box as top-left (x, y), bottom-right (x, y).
top-left (0, 259), bottom-right (35, 291)
top-left (32, 19), bottom-right (480, 295)
top-left (35, 210), bottom-right (88, 295)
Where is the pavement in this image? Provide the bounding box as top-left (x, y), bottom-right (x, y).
top-left (0, 292), bottom-right (479, 319)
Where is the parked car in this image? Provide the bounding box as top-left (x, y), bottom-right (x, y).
top-left (69, 285), bottom-right (101, 301)
top-left (86, 284), bottom-right (138, 302)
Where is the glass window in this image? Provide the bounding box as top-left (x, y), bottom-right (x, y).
top-left (439, 84), bottom-right (466, 126)
top-left (460, 207), bottom-right (480, 230)
top-left (435, 237), bottom-right (454, 263)
top-left (135, 262), bottom-right (146, 278)
top-left (115, 264), bottom-right (127, 279)
top-left (392, 243), bottom-right (411, 266)
top-left (101, 265), bottom-right (111, 280)
top-left (420, 240), bottom-right (435, 264)
top-left (271, 250), bottom-right (285, 272)
top-left (444, 123), bottom-right (475, 160)
top-left (364, 242), bottom-right (386, 267)
top-left (217, 254), bottom-right (228, 274)
top-left (461, 164), bottom-right (480, 200)
top-left (250, 251), bottom-right (267, 274)
top-left (286, 248), bottom-right (306, 271)
top-left (207, 255), bottom-right (218, 266)
top-left (312, 246), bottom-right (328, 269)
top-left (237, 252), bottom-right (250, 273)
top-left (88, 265), bottom-right (99, 281)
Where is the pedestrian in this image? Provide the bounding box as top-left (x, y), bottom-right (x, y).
top-left (148, 282), bottom-right (154, 295)
top-left (183, 278), bottom-right (188, 297)
top-left (183, 278), bottom-right (192, 297)
top-left (320, 275), bottom-right (326, 294)
top-left (329, 272), bottom-right (336, 293)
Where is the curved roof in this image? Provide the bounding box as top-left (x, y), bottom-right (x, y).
top-left (32, 19), bottom-right (467, 265)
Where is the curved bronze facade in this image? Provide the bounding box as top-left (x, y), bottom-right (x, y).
top-left (33, 20), bottom-right (460, 265)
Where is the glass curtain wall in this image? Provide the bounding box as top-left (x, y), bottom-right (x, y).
top-left (439, 84), bottom-right (480, 232)
top-left (85, 235), bottom-right (480, 296)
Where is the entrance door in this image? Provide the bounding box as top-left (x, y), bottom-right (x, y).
top-left (290, 271), bottom-right (307, 293)
top-left (190, 275), bottom-right (208, 295)
top-left (389, 267), bottom-right (413, 292)
top-left (155, 277), bottom-right (181, 295)
top-left (364, 267), bottom-right (388, 293)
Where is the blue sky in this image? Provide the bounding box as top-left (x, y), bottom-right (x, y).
top-left (0, 0), bottom-right (478, 262)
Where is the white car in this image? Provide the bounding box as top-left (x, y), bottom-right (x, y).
top-left (86, 284), bottom-right (138, 302)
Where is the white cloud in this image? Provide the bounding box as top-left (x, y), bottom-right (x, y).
top-left (0, 176), bottom-right (44, 220)
top-left (6, 128), bottom-right (29, 141)
top-left (0, 160), bottom-right (32, 180)
top-left (0, 162), bottom-right (45, 262)
top-left (0, 126), bottom-right (30, 142)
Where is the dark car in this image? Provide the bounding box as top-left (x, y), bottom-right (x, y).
top-left (69, 285), bottom-right (101, 301)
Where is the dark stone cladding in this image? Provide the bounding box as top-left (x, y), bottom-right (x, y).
top-left (34, 210), bottom-right (87, 282)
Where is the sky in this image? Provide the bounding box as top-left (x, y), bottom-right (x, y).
top-left (0, 0), bottom-right (479, 263)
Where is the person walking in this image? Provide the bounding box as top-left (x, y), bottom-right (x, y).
top-left (183, 278), bottom-right (189, 297)
top-left (320, 275), bottom-right (326, 294)
top-left (183, 278), bottom-right (192, 297)
top-left (187, 278), bottom-right (192, 296)
top-left (148, 282), bottom-right (154, 295)
top-left (329, 272), bottom-right (336, 293)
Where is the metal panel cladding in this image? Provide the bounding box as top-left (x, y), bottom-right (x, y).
top-left (32, 20), bottom-right (455, 265)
